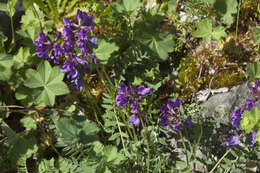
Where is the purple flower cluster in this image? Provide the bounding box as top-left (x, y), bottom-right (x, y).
top-left (226, 80), bottom-right (260, 148)
top-left (33, 10), bottom-right (98, 91)
top-left (115, 84), bottom-right (152, 126)
top-left (158, 98), bottom-right (193, 131)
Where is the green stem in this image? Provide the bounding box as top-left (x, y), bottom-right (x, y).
top-left (209, 149), bottom-right (231, 173)
top-left (10, 15), bottom-right (15, 48)
top-left (140, 117), bottom-right (150, 173)
top-left (32, 4), bottom-right (43, 31)
top-left (193, 125), bottom-right (203, 155)
top-left (235, 0), bottom-right (241, 41)
top-left (179, 130), bottom-right (190, 169)
top-left (113, 109), bottom-right (127, 156)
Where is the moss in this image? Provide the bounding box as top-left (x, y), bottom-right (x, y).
top-left (178, 41), bottom-right (246, 101)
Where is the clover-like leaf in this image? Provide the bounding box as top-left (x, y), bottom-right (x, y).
top-left (192, 19), bottom-right (213, 43)
top-left (24, 61), bottom-right (69, 106)
top-left (94, 39), bottom-right (119, 64)
top-left (192, 19), bottom-right (226, 43)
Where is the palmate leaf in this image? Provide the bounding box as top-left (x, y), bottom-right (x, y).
top-left (240, 107), bottom-right (260, 133)
top-left (13, 47), bottom-right (35, 69)
top-left (54, 115), bottom-right (100, 146)
top-left (213, 0), bottom-right (237, 26)
top-left (192, 19), bottom-right (226, 43)
top-left (24, 61), bottom-right (69, 107)
top-left (0, 53), bottom-right (13, 81)
top-left (137, 31), bottom-right (175, 60)
top-left (111, 0), bottom-right (142, 13)
top-left (94, 39), bottom-right (119, 64)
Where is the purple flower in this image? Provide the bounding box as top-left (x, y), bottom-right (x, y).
top-left (49, 43), bottom-right (64, 64)
top-left (128, 114), bottom-right (140, 126)
top-left (71, 78), bottom-right (84, 91)
top-left (245, 99), bottom-right (256, 111)
top-left (159, 118), bottom-right (171, 127)
top-left (246, 130), bottom-right (258, 147)
top-left (231, 107), bottom-right (244, 129)
top-left (130, 101), bottom-right (140, 114)
top-left (172, 122), bottom-right (181, 131)
top-left (225, 136), bottom-right (241, 148)
top-left (159, 98), bottom-right (182, 127)
top-left (185, 117), bottom-right (193, 130)
top-left (137, 85), bottom-right (152, 96)
top-left (60, 60), bottom-right (78, 79)
top-left (117, 84), bottom-right (129, 95)
top-left (63, 18), bottom-right (76, 45)
top-left (160, 98), bottom-right (182, 118)
top-left (116, 94), bottom-right (127, 107)
top-left (34, 32), bottom-right (52, 58)
top-left (76, 10), bottom-right (95, 30)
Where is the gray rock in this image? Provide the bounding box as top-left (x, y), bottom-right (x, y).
top-left (200, 82), bottom-right (254, 125)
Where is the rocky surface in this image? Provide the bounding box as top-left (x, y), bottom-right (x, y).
top-left (198, 82), bottom-right (254, 125)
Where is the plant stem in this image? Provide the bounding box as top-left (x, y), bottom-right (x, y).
top-left (235, 0), bottom-right (241, 41)
top-left (113, 109), bottom-right (127, 156)
top-left (209, 149), bottom-right (231, 173)
top-left (32, 4), bottom-right (43, 31)
top-left (179, 130), bottom-right (190, 169)
top-left (140, 117), bottom-right (150, 173)
top-left (10, 15), bottom-right (15, 48)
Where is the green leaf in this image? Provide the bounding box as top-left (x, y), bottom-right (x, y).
top-left (241, 107), bottom-right (260, 133)
top-left (21, 7), bottom-right (53, 41)
top-left (57, 157), bottom-right (79, 173)
top-left (38, 158), bottom-right (58, 173)
top-left (253, 27), bottom-right (260, 44)
top-left (6, 0), bottom-right (17, 17)
top-left (55, 116), bottom-right (100, 146)
top-left (0, 3), bottom-right (7, 12)
top-left (192, 19), bottom-right (212, 43)
top-left (111, 0), bottom-right (142, 13)
top-left (24, 61), bottom-right (69, 106)
top-left (20, 116), bottom-right (37, 131)
top-left (0, 53), bottom-right (13, 81)
top-left (137, 32), bottom-right (175, 60)
top-left (0, 33), bottom-right (7, 52)
top-left (247, 62), bottom-right (260, 80)
top-left (94, 39), bottom-right (119, 64)
top-left (213, 0), bottom-right (237, 25)
top-left (212, 26), bottom-right (227, 40)
top-left (13, 47), bottom-right (33, 69)
top-left (192, 19), bottom-right (226, 43)
top-left (167, 0), bottom-right (177, 14)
